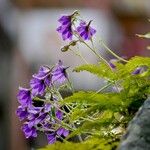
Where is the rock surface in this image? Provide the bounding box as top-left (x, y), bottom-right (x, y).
top-left (118, 98), bottom-right (150, 150)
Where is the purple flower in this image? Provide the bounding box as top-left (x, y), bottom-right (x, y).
top-left (22, 123), bottom-right (37, 138)
top-left (33, 66), bottom-right (52, 87)
top-left (109, 59), bottom-right (118, 69)
top-left (44, 104), bottom-right (51, 113)
top-left (27, 104), bottom-right (51, 128)
top-left (16, 105), bottom-right (28, 121)
top-left (132, 67), bottom-right (143, 75)
top-left (30, 78), bottom-right (46, 96)
top-left (52, 60), bottom-right (68, 83)
top-left (57, 128), bottom-right (69, 137)
top-left (56, 110), bottom-right (63, 120)
top-left (56, 11), bottom-right (80, 41)
top-left (28, 106), bottom-right (42, 116)
top-left (33, 66), bottom-right (51, 80)
top-left (28, 113), bottom-right (48, 128)
top-left (47, 132), bottom-right (57, 144)
top-left (58, 15), bottom-right (71, 26)
top-left (76, 21), bottom-right (96, 40)
top-left (44, 74), bottom-right (52, 86)
top-left (17, 87), bottom-right (32, 107)
top-left (57, 15), bottom-right (73, 41)
top-left (47, 128), bottom-right (69, 144)
top-left (109, 62), bottom-right (116, 69)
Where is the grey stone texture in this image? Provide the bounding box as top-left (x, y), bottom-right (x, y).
top-left (118, 98), bottom-right (150, 150)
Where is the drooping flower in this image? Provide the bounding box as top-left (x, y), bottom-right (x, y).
top-left (44, 74), bottom-right (52, 87)
top-left (16, 105), bottom-right (28, 121)
top-left (76, 20), bottom-right (96, 40)
top-left (109, 59), bottom-right (118, 69)
top-left (56, 110), bottom-right (63, 120)
top-left (27, 104), bottom-right (51, 128)
top-left (47, 128), bottom-right (69, 144)
top-left (57, 128), bottom-right (69, 137)
top-left (47, 132), bottom-right (57, 144)
top-left (57, 11), bottom-right (79, 41)
top-left (33, 66), bottom-right (52, 87)
top-left (52, 60), bottom-right (68, 84)
top-left (33, 66), bottom-right (51, 80)
top-left (132, 67), bottom-right (142, 75)
top-left (17, 87), bottom-right (32, 107)
top-left (30, 78), bottom-right (46, 96)
top-left (57, 15), bottom-right (73, 41)
top-left (22, 123), bottom-right (37, 138)
top-left (109, 62), bottom-right (116, 69)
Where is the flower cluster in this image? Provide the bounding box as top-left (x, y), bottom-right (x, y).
top-left (16, 60), bottom-right (70, 144)
top-left (57, 11), bottom-right (96, 41)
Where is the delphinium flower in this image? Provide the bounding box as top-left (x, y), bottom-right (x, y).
top-left (30, 66), bottom-right (53, 96)
top-left (109, 62), bottom-right (116, 69)
top-left (47, 128), bottom-right (69, 144)
top-left (16, 105), bottom-right (28, 121)
top-left (109, 59), bottom-right (119, 69)
top-left (33, 66), bottom-right (51, 79)
top-left (57, 11), bottom-right (79, 41)
top-left (76, 20), bottom-right (96, 40)
top-left (52, 60), bottom-right (69, 84)
top-left (22, 123), bottom-right (37, 138)
top-left (132, 67), bottom-right (143, 75)
top-left (30, 78), bottom-right (46, 96)
top-left (17, 87), bottom-right (32, 107)
top-left (16, 60), bottom-right (70, 144)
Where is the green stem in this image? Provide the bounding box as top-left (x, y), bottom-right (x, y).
top-left (33, 93), bottom-right (71, 118)
top-left (72, 124), bottom-right (83, 142)
top-left (99, 39), bottom-right (128, 63)
top-left (67, 77), bottom-right (75, 93)
top-left (82, 40), bottom-right (111, 69)
top-left (54, 117), bottom-right (74, 131)
top-left (80, 117), bottom-right (94, 122)
top-left (73, 32), bottom-right (111, 69)
top-left (93, 82), bottom-right (113, 96)
top-left (69, 48), bottom-right (88, 64)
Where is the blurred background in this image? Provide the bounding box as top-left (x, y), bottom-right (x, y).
top-left (0, 0), bottom-right (149, 149)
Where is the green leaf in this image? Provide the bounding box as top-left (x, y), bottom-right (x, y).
top-left (62, 91), bottom-right (130, 111)
top-left (39, 138), bottom-right (118, 150)
top-left (73, 63), bottom-right (116, 80)
top-left (125, 56), bottom-right (150, 72)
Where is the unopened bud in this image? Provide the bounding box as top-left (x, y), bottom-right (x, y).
top-left (69, 40), bottom-right (78, 46)
top-left (61, 46), bottom-right (69, 52)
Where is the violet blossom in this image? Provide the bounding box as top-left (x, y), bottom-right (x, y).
top-left (33, 66), bottom-right (52, 87)
top-left (57, 15), bottom-right (73, 41)
top-left (52, 60), bottom-right (68, 84)
top-left (76, 20), bottom-right (96, 40)
top-left (22, 123), bottom-right (37, 138)
top-left (16, 105), bottom-right (28, 121)
top-left (30, 78), bottom-right (46, 96)
top-left (17, 87), bottom-right (32, 107)
top-left (33, 66), bottom-right (51, 79)
top-left (47, 128), bottom-right (69, 144)
top-left (132, 67), bottom-right (143, 75)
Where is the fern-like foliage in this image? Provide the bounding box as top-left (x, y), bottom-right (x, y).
top-left (74, 63), bottom-right (116, 80)
top-left (40, 138), bottom-right (119, 150)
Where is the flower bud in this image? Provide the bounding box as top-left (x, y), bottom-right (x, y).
top-left (61, 46), bottom-right (69, 52)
